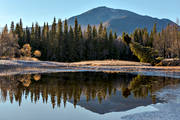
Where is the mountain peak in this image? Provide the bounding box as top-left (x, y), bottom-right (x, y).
top-left (95, 6), bottom-right (109, 9)
top-left (87, 6), bottom-right (120, 13)
top-left (67, 7), bottom-right (175, 34)
top-left (92, 6), bottom-right (115, 10)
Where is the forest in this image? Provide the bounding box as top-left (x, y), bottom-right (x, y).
top-left (0, 18), bottom-right (180, 63)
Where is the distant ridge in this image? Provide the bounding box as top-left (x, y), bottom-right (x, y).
top-left (67, 6), bottom-right (175, 34)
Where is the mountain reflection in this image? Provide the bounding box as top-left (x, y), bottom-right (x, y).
top-left (0, 72), bottom-right (179, 111)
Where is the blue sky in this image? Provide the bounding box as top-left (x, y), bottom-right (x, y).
top-left (0, 0), bottom-right (179, 28)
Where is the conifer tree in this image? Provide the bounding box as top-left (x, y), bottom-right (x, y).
top-left (97, 22), bottom-right (103, 59)
top-left (78, 25), bottom-right (84, 60)
top-left (10, 21), bottom-right (15, 33)
top-left (92, 26), bottom-right (98, 59)
top-left (19, 19), bottom-right (23, 30)
top-left (63, 19), bottom-right (69, 61)
top-left (2, 24), bottom-right (8, 34)
top-left (25, 27), bottom-right (31, 44)
top-left (19, 19), bottom-right (24, 47)
top-left (57, 19), bottom-right (63, 61)
top-left (153, 23), bottom-right (157, 34)
top-left (46, 23), bottom-right (50, 59)
top-left (129, 42), bottom-right (157, 65)
top-left (149, 31), bottom-right (154, 47)
top-left (84, 24), bottom-right (92, 59)
top-left (142, 28), bottom-right (149, 46)
top-left (73, 18), bottom-right (80, 61)
top-left (113, 32), bottom-right (117, 40)
top-left (30, 23), bottom-right (35, 50)
top-left (41, 23), bottom-right (49, 60)
top-left (41, 23), bottom-right (46, 59)
top-left (108, 30), bottom-right (114, 59)
top-left (68, 26), bottom-right (74, 61)
top-left (150, 23), bottom-right (157, 48)
top-left (102, 27), bottom-right (108, 59)
top-left (34, 22), bottom-right (41, 50)
top-left (15, 19), bottom-right (24, 47)
top-left (50, 18), bottom-right (57, 60)
top-left (98, 22), bottom-right (103, 37)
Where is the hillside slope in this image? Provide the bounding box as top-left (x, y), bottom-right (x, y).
top-left (68, 6), bottom-right (174, 34)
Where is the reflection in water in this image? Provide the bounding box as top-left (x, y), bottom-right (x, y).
top-left (0, 72), bottom-right (179, 112)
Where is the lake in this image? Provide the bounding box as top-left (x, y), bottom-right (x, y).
top-left (0, 72), bottom-right (179, 120)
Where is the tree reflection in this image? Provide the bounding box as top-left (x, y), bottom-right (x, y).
top-left (0, 72), bottom-right (179, 108)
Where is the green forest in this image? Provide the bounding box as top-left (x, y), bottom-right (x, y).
top-left (0, 18), bottom-right (180, 63)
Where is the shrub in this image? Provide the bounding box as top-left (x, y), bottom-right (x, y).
top-left (33, 50), bottom-right (41, 58)
top-left (33, 74), bottom-right (41, 81)
top-left (20, 44), bottom-right (32, 57)
top-left (129, 42), bottom-right (157, 65)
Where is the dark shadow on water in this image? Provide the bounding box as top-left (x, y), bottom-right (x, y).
top-left (0, 72), bottom-right (180, 114)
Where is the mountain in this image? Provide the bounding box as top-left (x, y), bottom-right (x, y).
top-left (67, 6), bottom-right (175, 35)
top-left (69, 91), bottom-right (163, 114)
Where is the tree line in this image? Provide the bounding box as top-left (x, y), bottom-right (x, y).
top-left (0, 18), bottom-right (179, 63)
top-left (122, 21), bottom-right (180, 64)
top-left (131, 22), bottom-right (180, 58)
top-left (0, 18), bottom-right (134, 62)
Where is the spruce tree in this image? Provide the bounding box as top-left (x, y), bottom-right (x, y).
top-left (46, 23), bottom-right (50, 59)
top-left (30, 23), bottom-right (35, 50)
top-left (25, 27), bottom-right (31, 44)
top-left (41, 23), bottom-right (46, 59)
top-left (112, 32), bottom-right (119, 59)
top-left (113, 32), bottom-right (117, 40)
top-left (142, 28), bottom-right (149, 46)
top-left (97, 22), bottom-right (103, 59)
top-left (34, 22), bottom-right (41, 50)
top-left (57, 19), bottom-right (63, 61)
top-left (15, 19), bottom-right (24, 47)
top-left (153, 23), bottom-right (157, 34)
top-left (69, 26), bottom-right (74, 61)
top-left (41, 23), bottom-right (50, 60)
top-left (10, 21), bottom-right (15, 33)
top-left (78, 25), bottom-right (84, 60)
top-left (108, 30), bottom-right (114, 59)
top-left (98, 22), bottom-right (103, 37)
top-left (92, 26), bottom-right (98, 59)
top-left (19, 19), bottom-right (24, 47)
top-left (63, 19), bottom-right (69, 61)
top-left (50, 18), bottom-right (57, 60)
top-left (73, 18), bottom-right (80, 61)
top-left (84, 24), bottom-right (92, 59)
top-left (102, 27), bottom-right (108, 59)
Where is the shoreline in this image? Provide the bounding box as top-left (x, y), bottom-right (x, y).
top-left (0, 60), bottom-right (180, 120)
top-left (1, 60), bottom-right (180, 77)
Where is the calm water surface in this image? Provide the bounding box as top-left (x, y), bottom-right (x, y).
top-left (0, 72), bottom-right (179, 120)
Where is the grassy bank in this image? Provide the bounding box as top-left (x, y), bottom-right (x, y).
top-left (1, 60), bottom-right (180, 76)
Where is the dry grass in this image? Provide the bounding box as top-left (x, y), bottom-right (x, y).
top-left (0, 57), bottom-right (39, 61)
top-left (1, 59), bottom-right (180, 76)
top-left (70, 60), bottom-right (150, 66)
top-left (12, 57), bottom-right (39, 61)
top-left (156, 58), bottom-right (180, 66)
